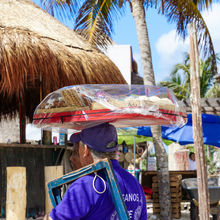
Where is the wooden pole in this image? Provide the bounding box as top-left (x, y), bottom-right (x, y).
top-left (6, 167), bottom-right (26, 220)
top-left (40, 72), bottom-right (52, 145)
top-left (188, 23), bottom-right (210, 219)
top-left (18, 93), bottom-right (26, 144)
top-left (40, 72), bottom-right (43, 102)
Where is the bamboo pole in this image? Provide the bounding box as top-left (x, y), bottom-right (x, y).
top-left (188, 23), bottom-right (210, 219)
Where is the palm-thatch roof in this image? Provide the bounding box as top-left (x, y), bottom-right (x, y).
top-left (0, 0), bottom-right (126, 120)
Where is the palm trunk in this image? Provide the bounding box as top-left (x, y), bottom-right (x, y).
top-left (131, 0), bottom-right (172, 219)
top-left (150, 125), bottom-right (172, 219)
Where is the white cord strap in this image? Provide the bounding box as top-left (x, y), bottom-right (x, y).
top-left (92, 172), bottom-right (106, 194)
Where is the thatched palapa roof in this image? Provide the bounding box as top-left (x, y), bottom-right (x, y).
top-left (0, 0), bottom-right (126, 120)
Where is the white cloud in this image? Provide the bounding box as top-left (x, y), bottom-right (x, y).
top-left (156, 30), bottom-right (188, 57)
top-left (155, 3), bottom-right (220, 82)
top-left (202, 4), bottom-right (220, 41)
top-left (155, 31), bottom-right (189, 81)
top-left (202, 3), bottom-right (220, 54)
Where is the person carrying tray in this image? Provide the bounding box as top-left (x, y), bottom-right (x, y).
top-left (44, 123), bottom-right (147, 220)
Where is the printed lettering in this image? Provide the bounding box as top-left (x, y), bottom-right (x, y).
top-left (124, 194), bottom-right (128, 202)
top-left (128, 194), bottom-right (133, 201)
top-left (128, 210), bottom-right (133, 218)
top-left (122, 193), bottom-right (140, 202)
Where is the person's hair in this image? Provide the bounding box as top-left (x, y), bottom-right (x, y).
top-left (189, 152), bottom-right (195, 159)
top-left (90, 148), bottom-right (117, 161)
top-left (79, 141), bottom-right (117, 161)
top-left (72, 142), bottom-right (80, 156)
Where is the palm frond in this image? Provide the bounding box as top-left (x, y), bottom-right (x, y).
top-left (146, 0), bottom-right (217, 73)
top-left (41, 0), bottom-right (80, 22)
top-left (74, 0), bottom-right (126, 48)
top-left (205, 84), bottom-right (220, 98)
top-left (146, 0), bottom-right (214, 11)
top-left (171, 64), bottom-right (191, 77)
top-left (119, 0), bottom-right (126, 8)
top-left (183, 52), bottom-right (190, 65)
top-left (193, 0), bottom-right (213, 11)
top-left (163, 50), bottom-right (219, 98)
top-left (160, 77), bottom-right (190, 99)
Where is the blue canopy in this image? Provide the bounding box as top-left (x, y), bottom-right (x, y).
top-left (137, 114), bottom-right (220, 148)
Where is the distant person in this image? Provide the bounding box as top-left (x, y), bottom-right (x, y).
top-left (188, 152), bottom-right (197, 170)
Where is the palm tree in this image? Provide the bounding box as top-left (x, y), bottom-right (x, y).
top-left (206, 84), bottom-right (220, 97)
top-left (147, 0), bottom-right (217, 72)
top-left (41, 0), bottom-right (216, 218)
top-left (160, 53), bottom-right (219, 99)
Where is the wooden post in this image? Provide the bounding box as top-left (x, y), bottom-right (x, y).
top-left (44, 166), bottom-right (63, 214)
top-left (40, 72), bottom-right (43, 102)
top-left (18, 94), bottom-right (26, 144)
top-left (188, 23), bottom-right (210, 219)
top-left (6, 167), bottom-right (26, 220)
top-left (40, 73), bottom-right (52, 145)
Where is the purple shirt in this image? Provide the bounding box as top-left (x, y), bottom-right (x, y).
top-left (50, 160), bottom-right (147, 220)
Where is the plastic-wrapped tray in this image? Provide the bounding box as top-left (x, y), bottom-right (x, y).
top-left (33, 84), bottom-right (187, 130)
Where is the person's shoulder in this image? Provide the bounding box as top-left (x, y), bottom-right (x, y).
top-left (68, 174), bottom-right (94, 190)
top-left (117, 167), bottom-right (142, 187)
top-left (117, 166), bottom-right (136, 178)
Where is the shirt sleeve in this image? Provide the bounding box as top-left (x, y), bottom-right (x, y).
top-left (50, 178), bottom-right (96, 220)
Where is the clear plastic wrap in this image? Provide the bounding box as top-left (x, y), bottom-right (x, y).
top-left (32, 84), bottom-right (187, 131)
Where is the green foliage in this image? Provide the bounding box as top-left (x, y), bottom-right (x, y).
top-left (186, 145), bottom-right (218, 174)
top-left (205, 84), bottom-right (220, 98)
top-left (43, 0), bottom-right (217, 64)
top-left (160, 53), bottom-right (219, 99)
top-left (205, 145), bottom-right (219, 175)
top-left (42, 0), bottom-right (127, 48)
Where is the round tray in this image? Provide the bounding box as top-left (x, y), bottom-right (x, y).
top-left (33, 108), bottom-right (187, 130)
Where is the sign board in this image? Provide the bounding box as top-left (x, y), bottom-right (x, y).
top-left (148, 157), bottom-right (156, 171)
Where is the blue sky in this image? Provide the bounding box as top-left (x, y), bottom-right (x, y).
top-left (111, 4), bottom-right (177, 82)
top-left (111, 3), bottom-right (220, 82)
top-left (33, 1), bottom-right (220, 83)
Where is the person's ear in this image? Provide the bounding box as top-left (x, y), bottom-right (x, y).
top-left (83, 145), bottom-right (90, 158)
top-left (83, 145), bottom-right (94, 163)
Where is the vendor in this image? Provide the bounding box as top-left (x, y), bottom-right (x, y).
top-left (44, 123), bottom-right (147, 220)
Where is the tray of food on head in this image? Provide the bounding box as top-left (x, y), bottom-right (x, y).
top-left (32, 84), bottom-right (187, 131)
